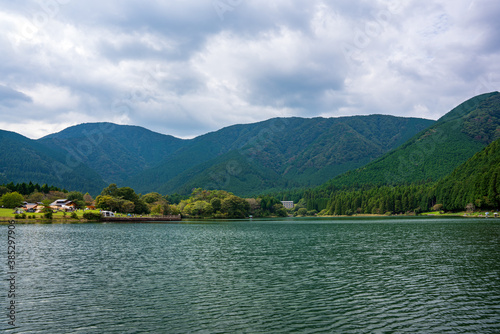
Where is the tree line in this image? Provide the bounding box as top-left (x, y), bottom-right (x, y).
top-left (276, 138), bottom-right (500, 215)
top-left (0, 181), bottom-right (66, 196)
top-left (0, 181), bottom-right (288, 219)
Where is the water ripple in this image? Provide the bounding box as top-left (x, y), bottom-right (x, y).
top-left (2, 219), bottom-right (500, 333)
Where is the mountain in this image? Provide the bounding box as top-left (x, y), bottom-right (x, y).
top-left (312, 137), bottom-right (500, 216)
top-left (0, 129), bottom-right (106, 194)
top-left (320, 92), bottom-right (500, 189)
top-left (38, 122), bottom-right (186, 184)
top-left (126, 115), bottom-right (434, 195)
top-left (435, 137), bottom-right (500, 211)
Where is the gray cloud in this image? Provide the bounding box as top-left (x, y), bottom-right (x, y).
top-left (0, 85), bottom-right (32, 106)
top-left (0, 0), bottom-right (498, 139)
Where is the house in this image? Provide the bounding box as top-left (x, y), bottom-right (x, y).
top-left (281, 201), bottom-right (294, 209)
top-left (24, 202), bottom-right (43, 213)
top-left (50, 199), bottom-right (77, 212)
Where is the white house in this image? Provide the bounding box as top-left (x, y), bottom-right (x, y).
top-left (50, 199), bottom-right (77, 212)
top-left (281, 201), bottom-right (294, 209)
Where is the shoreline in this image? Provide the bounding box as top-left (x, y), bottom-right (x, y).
top-left (2, 214), bottom-right (498, 224)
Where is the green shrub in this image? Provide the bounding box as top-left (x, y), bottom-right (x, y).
top-left (83, 212), bottom-right (102, 221)
top-left (71, 212), bottom-right (79, 219)
top-left (44, 212), bottom-right (53, 219)
top-left (297, 208), bottom-right (308, 216)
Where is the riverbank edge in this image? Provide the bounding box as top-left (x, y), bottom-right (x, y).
top-left (1, 214), bottom-right (498, 224)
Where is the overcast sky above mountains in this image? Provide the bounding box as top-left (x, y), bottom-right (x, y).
top-left (1, 0), bottom-right (499, 139)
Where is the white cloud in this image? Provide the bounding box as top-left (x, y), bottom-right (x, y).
top-left (21, 84), bottom-right (79, 110)
top-left (0, 0), bottom-right (498, 139)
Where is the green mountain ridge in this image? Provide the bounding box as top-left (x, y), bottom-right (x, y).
top-left (125, 115), bottom-right (434, 195)
top-left (320, 92), bottom-right (500, 189)
top-left (39, 122), bottom-right (186, 184)
top-left (3, 92), bottom-right (497, 197)
top-left (0, 129), bottom-right (106, 194)
top-left (312, 136), bottom-right (500, 215)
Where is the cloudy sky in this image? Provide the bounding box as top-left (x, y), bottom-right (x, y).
top-left (1, 0), bottom-right (499, 139)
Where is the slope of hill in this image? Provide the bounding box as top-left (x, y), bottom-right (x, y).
top-left (127, 115), bottom-right (434, 195)
top-left (0, 129), bottom-right (106, 194)
top-left (320, 92), bottom-right (500, 189)
top-left (310, 137), bottom-right (500, 215)
top-left (435, 138), bottom-right (500, 211)
top-left (38, 122), bottom-right (186, 184)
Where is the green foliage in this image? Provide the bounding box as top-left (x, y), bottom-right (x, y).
top-left (97, 184), bottom-right (148, 214)
top-left (297, 208), bottom-right (308, 216)
top-left (435, 138), bottom-right (500, 211)
top-left (290, 135), bottom-right (500, 216)
top-left (0, 186), bottom-right (9, 196)
top-left (141, 192), bottom-right (164, 204)
top-left (44, 212), bottom-right (53, 219)
top-left (318, 92), bottom-right (499, 190)
top-left (184, 200), bottom-right (214, 217)
top-left (165, 193), bottom-right (185, 205)
top-left (82, 212), bottom-right (102, 221)
top-left (26, 191), bottom-right (44, 203)
top-left (0, 130), bottom-right (106, 194)
top-left (71, 212), bottom-right (79, 219)
top-left (0, 192), bottom-right (24, 208)
top-left (41, 199), bottom-right (53, 213)
top-left (38, 122), bottom-right (185, 185)
top-left (127, 115), bottom-right (433, 196)
top-left (65, 191), bottom-right (86, 209)
top-left (295, 183), bottom-right (435, 216)
top-left (150, 204), bottom-right (163, 215)
top-left (221, 195), bottom-right (250, 218)
top-left (3, 92), bottom-right (498, 202)
top-left (461, 94), bottom-right (500, 144)
top-left (250, 195), bottom-right (288, 217)
top-left (1, 181), bottom-right (64, 195)
top-left (66, 191), bottom-right (84, 201)
top-left (174, 188), bottom-right (277, 218)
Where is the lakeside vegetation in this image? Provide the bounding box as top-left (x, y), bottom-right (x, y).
top-left (0, 182), bottom-right (288, 221)
top-left (275, 137), bottom-right (500, 216)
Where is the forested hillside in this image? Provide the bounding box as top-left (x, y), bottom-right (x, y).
top-left (0, 130), bottom-right (106, 194)
top-left (39, 122), bottom-right (186, 184)
top-left (127, 115), bottom-right (433, 195)
top-left (293, 136), bottom-right (500, 215)
top-left (320, 92), bottom-right (500, 189)
top-left (434, 138), bottom-right (500, 211)
top-left (2, 116), bottom-right (432, 196)
top-left (4, 92), bottom-right (497, 197)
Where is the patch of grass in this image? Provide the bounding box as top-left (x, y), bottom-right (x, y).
top-left (0, 208), bottom-right (17, 218)
top-left (0, 208), bottom-right (104, 220)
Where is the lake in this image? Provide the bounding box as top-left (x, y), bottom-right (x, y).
top-left (2, 218), bottom-right (500, 333)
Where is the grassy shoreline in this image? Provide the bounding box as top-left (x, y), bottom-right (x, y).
top-left (2, 212), bottom-right (498, 224)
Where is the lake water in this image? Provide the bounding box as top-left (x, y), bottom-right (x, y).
top-left (2, 218), bottom-right (500, 333)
